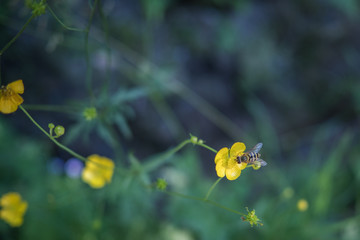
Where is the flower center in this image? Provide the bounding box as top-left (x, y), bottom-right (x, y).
top-left (0, 86), bottom-right (15, 98)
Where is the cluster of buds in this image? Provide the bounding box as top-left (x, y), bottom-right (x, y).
top-left (48, 123), bottom-right (65, 138)
top-left (241, 207), bottom-right (263, 227)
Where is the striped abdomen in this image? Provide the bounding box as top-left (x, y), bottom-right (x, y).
top-left (236, 152), bottom-right (261, 164)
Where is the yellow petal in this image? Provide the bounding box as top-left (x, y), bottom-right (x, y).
top-left (0, 97), bottom-right (19, 114)
top-left (0, 192), bottom-right (21, 207)
top-left (0, 192), bottom-right (27, 227)
top-left (215, 147), bottom-right (229, 164)
top-left (230, 142), bottom-right (246, 158)
top-left (0, 209), bottom-right (24, 227)
top-left (7, 80), bottom-right (24, 94)
top-left (82, 168), bottom-right (105, 188)
top-left (88, 177), bottom-right (106, 188)
top-left (239, 162), bottom-right (248, 170)
top-left (10, 93), bottom-right (24, 106)
top-left (225, 167), bottom-right (241, 180)
top-left (82, 155), bottom-right (114, 188)
top-left (215, 159), bottom-right (226, 177)
top-left (227, 158), bottom-right (238, 169)
top-left (88, 155), bottom-right (114, 168)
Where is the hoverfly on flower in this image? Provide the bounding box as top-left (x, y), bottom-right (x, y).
top-left (236, 143), bottom-right (267, 170)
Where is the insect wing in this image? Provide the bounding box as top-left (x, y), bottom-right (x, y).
top-left (256, 159), bottom-right (267, 166)
top-left (249, 143), bottom-right (263, 154)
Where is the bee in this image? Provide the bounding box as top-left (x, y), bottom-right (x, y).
top-left (236, 143), bottom-right (267, 168)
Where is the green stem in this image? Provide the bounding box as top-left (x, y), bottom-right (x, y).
top-left (204, 177), bottom-right (223, 200)
top-left (46, 5), bottom-right (85, 32)
top-left (20, 105), bottom-right (88, 163)
top-left (20, 105), bottom-right (125, 173)
top-left (164, 190), bottom-right (245, 216)
top-left (143, 139), bottom-right (192, 172)
top-left (84, 0), bottom-right (99, 101)
top-left (98, 1), bottom-right (111, 93)
top-left (197, 142), bottom-right (217, 153)
top-left (0, 14), bottom-right (36, 85)
top-left (0, 14), bottom-right (35, 56)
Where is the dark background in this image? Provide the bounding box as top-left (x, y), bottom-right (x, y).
top-left (1, 0), bottom-right (360, 239)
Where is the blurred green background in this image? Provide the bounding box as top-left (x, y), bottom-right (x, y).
top-left (1, 0), bottom-right (360, 239)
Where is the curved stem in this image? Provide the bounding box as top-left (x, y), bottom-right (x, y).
top-left (204, 177), bottom-right (223, 200)
top-left (143, 139), bottom-right (192, 172)
top-left (0, 14), bottom-right (36, 85)
top-left (197, 142), bottom-right (217, 153)
top-left (46, 5), bottom-right (85, 32)
top-left (20, 105), bottom-right (89, 163)
top-left (0, 14), bottom-right (35, 56)
top-left (20, 105), bottom-right (126, 174)
top-left (84, 0), bottom-right (99, 101)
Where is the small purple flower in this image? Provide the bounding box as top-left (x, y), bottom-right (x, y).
top-left (64, 158), bottom-right (84, 178)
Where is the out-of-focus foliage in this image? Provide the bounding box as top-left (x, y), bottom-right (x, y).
top-left (1, 0), bottom-right (360, 239)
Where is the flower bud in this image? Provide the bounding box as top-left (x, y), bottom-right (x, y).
top-left (242, 207), bottom-right (263, 227)
top-left (54, 125), bottom-right (65, 137)
top-left (190, 135), bottom-right (198, 144)
top-left (156, 178), bottom-right (167, 191)
top-left (252, 161), bottom-right (262, 170)
top-left (83, 107), bottom-right (97, 121)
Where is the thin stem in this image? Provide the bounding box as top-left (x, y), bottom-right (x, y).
top-left (204, 177), bottom-right (223, 200)
top-left (46, 5), bottom-right (85, 32)
top-left (20, 105), bottom-right (125, 173)
top-left (98, 1), bottom-right (111, 93)
top-left (197, 142), bottom-right (217, 153)
top-left (20, 105), bottom-right (88, 163)
top-left (0, 14), bottom-right (36, 85)
top-left (143, 139), bottom-right (192, 172)
top-left (0, 14), bottom-right (35, 56)
top-left (164, 190), bottom-right (245, 216)
top-left (84, 0), bottom-right (99, 101)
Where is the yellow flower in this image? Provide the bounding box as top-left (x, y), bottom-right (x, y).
top-left (297, 199), bottom-right (309, 212)
top-left (0, 80), bottom-right (24, 114)
top-left (0, 192), bottom-right (28, 227)
top-left (214, 142), bottom-right (247, 180)
top-left (82, 154), bottom-right (114, 188)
